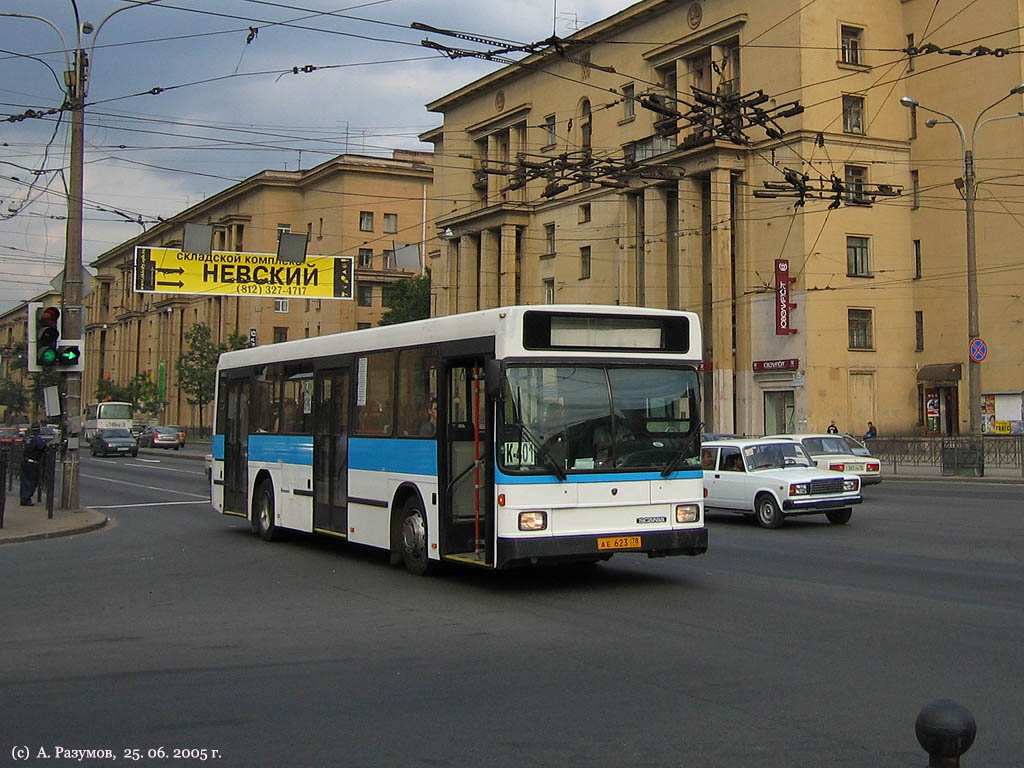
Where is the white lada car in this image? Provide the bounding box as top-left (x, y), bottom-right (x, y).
top-left (766, 433), bottom-right (882, 486)
top-left (701, 438), bottom-right (862, 528)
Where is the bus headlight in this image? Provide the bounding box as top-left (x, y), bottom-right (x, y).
top-left (675, 504), bottom-right (699, 523)
top-left (518, 511), bottom-right (547, 531)
top-left (789, 482), bottom-right (810, 496)
top-left (843, 479), bottom-right (859, 492)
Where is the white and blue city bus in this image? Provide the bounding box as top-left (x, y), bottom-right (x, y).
top-left (211, 305), bottom-right (707, 574)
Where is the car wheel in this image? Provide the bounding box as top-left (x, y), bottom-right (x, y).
top-left (174, 446), bottom-right (179, 451)
top-left (826, 508), bottom-right (852, 525)
top-left (90, 445), bottom-right (96, 457)
top-left (254, 479), bottom-right (280, 541)
top-left (755, 493), bottom-right (784, 529)
top-left (131, 450), bottom-right (138, 457)
top-left (399, 496), bottom-right (432, 576)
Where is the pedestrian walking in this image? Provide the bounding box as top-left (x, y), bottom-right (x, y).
top-left (826, 420), bottom-right (839, 434)
top-left (20, 423), bottom-right (47, 506)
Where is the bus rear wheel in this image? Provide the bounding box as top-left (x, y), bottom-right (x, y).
top-left (399, 497), bottom-right (432, 576)
top-left (255, 480), bottom-right (280, 541)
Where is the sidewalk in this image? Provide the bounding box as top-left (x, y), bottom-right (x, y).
top-left (0, 445), bottom-right (206, 544)
top-left (0, 486), bottom-right (108, 545)
top-left (881, 463), bottom-right (1024, 483)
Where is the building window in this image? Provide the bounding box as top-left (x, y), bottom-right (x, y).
top-left (276, 224), bottom-right (291, 241)
top-left (907, 33), bottom-right (915, 71)
top-left (580, 246), bottom-right (591, 280)
top-left (915, 310), bottom-right (924, 351)
top-left (358, 285), bottom-right (373, 306)
top-left (543, 278), bottom-right (555, 304)
top-left (543, 222), bottom-right (555, 257)
top-left (908, 102), bottom-right (917, 139)
top-left (622, 83), bottom-right (635, 119)
top-left (382, 286), bottom-right (394, 307)
top-left (843, 95), bottom-right (865, 134)
top-left (359, 211), bottom-right (374, 232)
top-left (847, 236), bottom-right (871, 277)
top-left (383, 213), bottom-right (398, 234)
top-left (579, 203), bottom-right (591, 223)
top-left (845, 165), bottom-right (868, 204)
top-left (357, 322), bottom-right (371, 330)
top-left (358, 248), bottom-right (373, 269)
top-left (274, 299), bottom-right (289, 313)
top-left (383, 249), bottom-right (395, 269)
top-left (848, 309), bottom-right (873, 349)
top-left (913, 240), bottom-right (922, 279)
top-left (543, 114), bottom-right (556, 146)
top-left (841, 25), bottom-right (863, 65)
top-left (273, 327), bottom-right (288, 344)
top-left (580, 99), bottom-right (592, 151)
top-left (911, 170), bottom-right (920, 208)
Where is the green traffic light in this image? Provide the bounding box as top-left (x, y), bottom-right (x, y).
top-left (38, 347), bottom-right (58, 365)
top-left (57, 346), bottom-right (81, 365)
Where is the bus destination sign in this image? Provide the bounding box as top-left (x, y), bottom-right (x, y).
top-left (133, 246), bottom-right (354, 300)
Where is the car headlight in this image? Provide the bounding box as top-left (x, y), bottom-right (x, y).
top-left (518, 511), bottom-right (547, 531)
top-left (789, 482), bottom-right (810, 496)
top-left (675, 504), bottom-right (700, 523)
top-left (843, 479), bottom-right (859, 492)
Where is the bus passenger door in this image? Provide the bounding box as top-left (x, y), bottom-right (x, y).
top-left (223, 379), bottom-right (249, 515)
top-left (441, 358), bottom-right (492, 564)
top-left (313, 369), bottom-right (349, 535)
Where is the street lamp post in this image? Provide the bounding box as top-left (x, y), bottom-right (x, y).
top-left (900, 85), bottom-right (1024, 437)
top-left (2, 1), bottom-right (161, 509)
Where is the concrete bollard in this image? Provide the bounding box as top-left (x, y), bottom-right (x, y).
top-left (915, 699), bottom-right (976, 767)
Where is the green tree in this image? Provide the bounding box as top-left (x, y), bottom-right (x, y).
top-left (0, 376), bottom-right (28, 424)
top-left (176, 324), bottom-right (247, 435)
top-left (379, 269), bottom-right (431, 326)
top-left (94, 372), bottom-right (166, 419)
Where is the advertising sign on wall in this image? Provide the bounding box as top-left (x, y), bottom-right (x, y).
top-left (133, 246), bottom-right (354, 300)
top-left (775, 258), bottom-right (796, 335)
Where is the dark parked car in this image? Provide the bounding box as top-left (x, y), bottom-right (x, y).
top-left (139, 425), bottom-right (183, 450)
top-left (90, 428), bottom-right (138, 457)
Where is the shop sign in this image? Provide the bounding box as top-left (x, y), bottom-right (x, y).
top-left (753, 358), bottom-right (799, 372)
top-left (775, 258), bottom-right (797, 335)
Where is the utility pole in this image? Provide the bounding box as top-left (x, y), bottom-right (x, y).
top-left (901, 85), bottom-right (1024, 436)
top-left (2, 2), bottom-right (162, 509)
top-left (62, 46), bottom-right (86, 510)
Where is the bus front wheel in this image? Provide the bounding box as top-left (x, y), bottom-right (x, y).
top-left (399, 497), bottom-right (432, 576)
top-left (255, 480), bottom-right (281, 541)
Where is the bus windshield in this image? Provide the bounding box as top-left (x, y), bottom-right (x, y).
top-left (99, 403), bottom-right (133, 420)
top-left (499, 365), bottom-right (700, 475)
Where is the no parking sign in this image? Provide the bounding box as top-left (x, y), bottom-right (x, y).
top-left (969, 337), bottom-right (988, 362)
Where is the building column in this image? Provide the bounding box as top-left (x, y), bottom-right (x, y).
top-left (644, 185), bottom-right (669, 309)
top-left (499, 224), bottom-right (518, 306)
top-left (709, 167), bottom-right (734, 433)
top-left (479, 228), bottom-right (500, 309)
top-left (456, 234), bottom-right (479, 313)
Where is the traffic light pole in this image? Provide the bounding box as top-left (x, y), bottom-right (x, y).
top-left (61, 47), bottom-right (86, 511)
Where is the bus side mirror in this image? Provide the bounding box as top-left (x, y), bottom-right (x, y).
top-left (484, 359), bottom-right (504, 402)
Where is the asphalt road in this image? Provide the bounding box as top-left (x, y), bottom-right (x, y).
top-left (2, 460), bottom-right (1021, 768)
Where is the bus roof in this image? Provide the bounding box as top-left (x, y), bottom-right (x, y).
top-left (218, 305), bottom-right (701, 371)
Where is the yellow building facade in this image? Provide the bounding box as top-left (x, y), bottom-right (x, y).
top-left (423, 0), bottom-right (1024, 437)
top-left (84, 151), bottom-right (435, 431)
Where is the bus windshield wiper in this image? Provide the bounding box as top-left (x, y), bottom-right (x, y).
top-left (519, 422), bottom-right (567, 481)
top-left (660, 424), bottom-right (702, 478)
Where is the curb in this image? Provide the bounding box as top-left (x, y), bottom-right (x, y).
top-left (0, 510), bottom-right (109, 545)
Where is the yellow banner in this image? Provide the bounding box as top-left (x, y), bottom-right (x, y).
top-left (133, 246), bottom-right (353, 299)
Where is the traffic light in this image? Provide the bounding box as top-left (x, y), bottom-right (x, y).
top-left (36, 305), bottom-right (61, 366)
top-left (26, 301), bottom-right (84, 372)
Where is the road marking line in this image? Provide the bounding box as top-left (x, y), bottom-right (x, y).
top-left (80, 472), bottom-right (208, 498)
top-left (90, 500), bottom-right (212, 510)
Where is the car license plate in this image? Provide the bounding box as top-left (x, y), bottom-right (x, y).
top-left (848, 463), bottom-right (864, 471)
top-left (118, 447), bottom-right (129, 452)
top-left (597, 536), bottom-right (641, 550)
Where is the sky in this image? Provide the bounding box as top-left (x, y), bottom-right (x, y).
top-left (0, 0), bottom-right (633, 313)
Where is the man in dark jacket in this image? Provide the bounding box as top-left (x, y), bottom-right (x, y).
top-left (20, 423), bottom-right (47, 506)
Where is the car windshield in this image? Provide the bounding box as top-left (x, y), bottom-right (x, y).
top-left (102, 429), bottom-right (132, 438)
top-left (802, 436), bottom-right (858, 456)
top-left (743, 441), bottom-right (813, 470)
top-left (498, 365), bottom-right (700, 475)
top-left (842, 436), bottom-right (871, 456)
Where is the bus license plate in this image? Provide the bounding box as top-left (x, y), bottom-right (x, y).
top-left (597, 536), bottom-right (641, 550)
